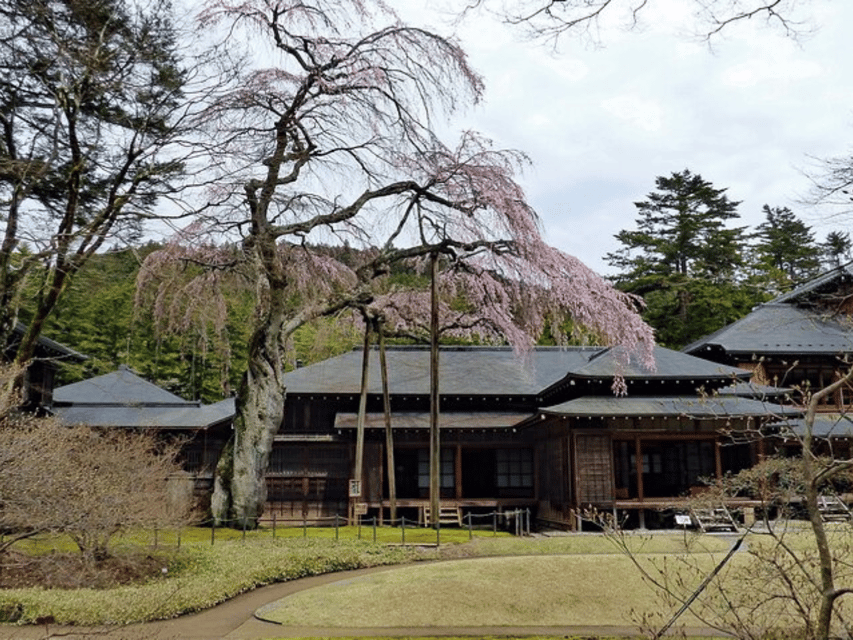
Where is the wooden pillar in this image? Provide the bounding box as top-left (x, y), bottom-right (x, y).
top-left (455, 443), bottom-right (463, 499)
top-left (714, 439), bottom-right (723, 479)
top-left (428, 253), bottom-right (440, 527)
top-left (378, 442), bottom-right (385, 526)
top-left (634, 436), bottom-right (644, 501)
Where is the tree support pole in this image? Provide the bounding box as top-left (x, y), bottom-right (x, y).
top-left (429, 252), bottom-right (440, 528)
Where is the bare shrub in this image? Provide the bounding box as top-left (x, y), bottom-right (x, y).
top-left (0, 415), bottom-right (194, 563)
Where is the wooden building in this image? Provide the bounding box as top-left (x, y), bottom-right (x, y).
top-left (52, 366), bottom-right (234, 501)
top-left (684, 262), bottom-right (853, 461)
top-left (685, 262), bottom-right (853, 413)
top-left (274, 344), bottom-right (791, 528)
top-left (4, 323), bottom-right (86, 410)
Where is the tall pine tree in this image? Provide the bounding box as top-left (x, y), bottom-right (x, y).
top-left (749, 205), bottom-right (820, 295)
top-left (606, 169), bottom-right (758, 347)
top-left (822, 231), bottom-right (852, 270)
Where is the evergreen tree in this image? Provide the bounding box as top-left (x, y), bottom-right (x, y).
top-left (749, 205), bottom-right (821, 294)
top-left (606, 169), bottom-right (745, 286)
top-left (822, 231), bottom-right (852, 270)
top-left (0, 0), bottom-right (191, 370)
top-left (605, 169), bottom-right (758, 347)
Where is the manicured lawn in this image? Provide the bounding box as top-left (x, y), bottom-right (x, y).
top-left (257, 554), bottom-right (718, 628)
top-left (0, 534), bottom-right (429, 625)
top-left (0, 527), bottom-right (742, 630)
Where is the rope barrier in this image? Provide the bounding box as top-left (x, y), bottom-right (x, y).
top-left (137, 508), bottom-right (535, 546)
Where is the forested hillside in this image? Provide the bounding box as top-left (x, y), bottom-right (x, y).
top-left (22, 179), bottom-right (849, 401)
top-left (19, 245), bottom-right (361, 403)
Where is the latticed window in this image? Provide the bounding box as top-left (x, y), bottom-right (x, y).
top-left (417, 448), bottom-right (454, 489)
top-left (268, 446), bottom-right (303, 475)
top-left (496, 448), bottom-right (533, 488)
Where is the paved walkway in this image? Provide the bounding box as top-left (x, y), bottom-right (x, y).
top-left (1, 564), bottom-right (733, 640)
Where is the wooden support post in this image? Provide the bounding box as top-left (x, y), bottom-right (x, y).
top-left (429, 252), bottom-right (441, 528)
top-left (379, 324), bottom-right (397, 523)
top-left (634, 436), bottom-right (644, 502)
top-left (455, 443), bottom-right (463, 499)
top-left (714, 440), bottom-right (723, 480)
top-left (352, 326), bottom-right (371, 527)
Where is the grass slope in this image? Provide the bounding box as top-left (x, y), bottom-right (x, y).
top-left (0, 528), bottom-right (732, 627)
top-left (257, 554), bottom-right (716, 628)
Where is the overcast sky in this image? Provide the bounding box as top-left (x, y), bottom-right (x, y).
top-left (391, 1), bottom-right (853, 275)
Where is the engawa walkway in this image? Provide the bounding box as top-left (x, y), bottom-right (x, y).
top-left (1, 563), bottom-right (734, 640)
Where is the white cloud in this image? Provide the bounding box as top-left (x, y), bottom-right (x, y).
top-left (602, 95), bottom-right (664, 133)
top-left (723, 59), bottom-right (824, 88)
top-left (389, 0), bottom-right (853, 275)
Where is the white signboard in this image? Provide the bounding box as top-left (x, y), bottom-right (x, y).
top-left (348, 479), bottom-right (361, 498)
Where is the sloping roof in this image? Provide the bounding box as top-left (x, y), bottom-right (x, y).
top-left (9, 323), bottom-right (86, 362)
top-left (717, 381), bottom-right (790, 399)
top-left (565, 345), bottom-right (748, 381)
top-left (334, 411), bottom-right (532, 430)
top-left (282, 346), bottom-right (598, 396)
top-left (785, 414), bottom-right (853, 438)
top-left (683, 304), bottom-right (853, 357)
top-left (771, 262), bottom-right (853, 305)
top-left (53, 366), bottom-right (236, 430)
top-left (282, 345), bottom-right (750, 398)
top-left (53, 365), bottom-right (191, 406)
top-left (540, 395), bottom-right (799, 419)
top-left (55, 398), bottom-right (235, 430)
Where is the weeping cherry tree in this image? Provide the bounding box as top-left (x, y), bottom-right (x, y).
top-left (139, 0), bottom-right (654, 528)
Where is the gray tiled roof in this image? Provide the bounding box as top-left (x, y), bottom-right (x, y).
top-left (282, 346), bottom-right (596, 396)
top-left (541, 395), bottom-right (799, 418)
top-left (334, 411), bottom-right (532, 430)
top-left (771, 262), bottom-right (853, 304)
top-left (53, 366), bottom-right (235, 429)
top-left (684, 304), bottom-right (853, 356)
top-left (717, 381), bottom-right (790, 399)
top-left (780, 414), bottom-right (853, 439)
top-left (567, 345), bottom-right (748, 380)
top-left (281, 345), bottom-right (747, 397)
top-left (10, 323), bottom-right (86, 361)
top-left (55, 398), bottom-right (235, 429)
top-left (54, 366), bottom-right (191, 406)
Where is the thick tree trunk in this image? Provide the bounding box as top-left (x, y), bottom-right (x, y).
top-left (211, 302), bottom-right (287, 528)
top-left (210, 438), bottom-right (233, 524)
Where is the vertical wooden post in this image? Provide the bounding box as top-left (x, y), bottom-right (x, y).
top-left (714, 439), bottom-right (723, 479)
top-left (429, 252), bottom-right (441, 528)
top-left (379, 323), bottom-right (397, 523)
top-left (352, 325), bottom-right (372, 525)
top-left (455, 443), bottom-right (463, 499)
top-left (634, 436), bottom-right (644, 501)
